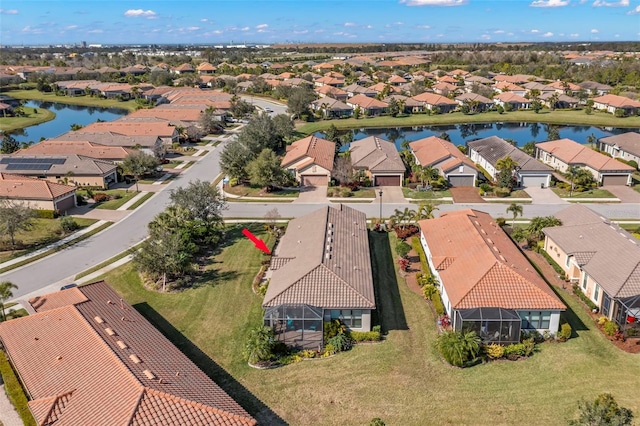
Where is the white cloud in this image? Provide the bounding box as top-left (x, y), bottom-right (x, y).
top-left (416, 24), bottom-right (431, 29)
top-left (627, 5), bottom-right (640, 14)
top-left (87, 29), bottom-right (103, 34)
top-left (494, 29), bottom-right (505, 34)
top-left (124, 9), bottom-right (156, 18)
top-left (400, 0), bottom-right (468, 6)
top-left (344, 22), bottom-right (357, 27)
top-left (213, 30), bottom-right (223, 34)
top-left (531, 29), bottom-right (540, 33)
top-left (570, 33), bottom-right (580, 37)
top-left (365, 25), bottom-right (373, 29)
top-left (186, 26), bottom-right (200, 31)
top-left (200, 18), bottom-right (208, 22)
top-left (530, 0), bottom-right (569, 7)
top-left (293, 29), bottom-right (309, 34)
top-left (394, 21), bottom-right (405, 25)
top-left (507, 32), bottom-right (514, 36)
top-left (542, 32), bottom-right (554, 37)
top-left (240, 26), bottom-right (250, 31)
top-left (256, 23), bottom-right (268, 29)
top-left (0, 9), bottom-right (18, 15)
top-left (593, 0), bottom-right (629, 6)
top-left (481, 34), bottom-right (491, 40)
top-left (591, 28), bottom-right (599, 33)
top-left (65, 25), bottom-right (78, 30)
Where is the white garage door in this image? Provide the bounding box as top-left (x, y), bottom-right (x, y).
top-left (520, 175), bottom-right (549, 188)
top-left (301, 175), bottom-right (328, 187)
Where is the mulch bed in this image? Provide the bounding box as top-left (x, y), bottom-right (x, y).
top-left (450, 187), bottom-right (486, 203)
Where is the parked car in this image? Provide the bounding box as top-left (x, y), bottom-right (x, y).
top-left (60, 283), bottom-right (78, 290)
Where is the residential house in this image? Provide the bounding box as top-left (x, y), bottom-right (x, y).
top-left (17, 140), bottom-right (133, 163)
top-left (539, 92), bottom-right (579, 109)
top-left (455, 93), bottom-right (494, 112)
top-left (493, 74), bottom-right (538, 85)
top-left (0, 173), bottom-right (77, 212)
top-left (522, 82), bottom-right (555, 96)
top-left (342, 84), bottom-right (377, 99)
top-left (419, 209), bottom-right (566, 341)
top-left (493, 92), bottom-right (531, 110)
top-left (310, 97), bottom-right (353, 119)
top-left (463, 75), bottom-right (493, 87)
top-left (0, 154), bottom-right (119, 188)
top-left (542, 204), bottom-right (640, 326)
top-left (432, 81), bottom-right (460, 96)
top-left (196, 62), bottom-right (217, 74)
top-left (382, 94), bottom-right (423, 114)
top-left (598, 132), bottom-right (640, 166)
top-left (281, 136), bottom-right (335, 186)
top-left (411, 92), bottom-right (457, 113)
top-left (346, 94), bottom-right (388, 116)
top-left (467, 136), bottom-right (553, 188)
top-left (0, 281), bottom-right (256, 426)
top-left (263, 205), bottom-right (375, 349)
top-left (410, 136), bottom-right (479, 187)
top-left (387, 75), bottom-right (408, 85)
top-left (171, 63), bottom-right (195, 74)
top-left (350, 136), bottom-right (405, 186)
top-left (547, 80), bottom-right (581, 95)
top-left (315, 84), bottom-right (348, 102)
top-left (493, 82), bottom-right (527, 97)
top-left (52, 132), bottom-right (163, 157)
top-left (593, 94), bottom-right (640, 116)
top-left (77, 120), bottom-right (179, 146)
top-left (314, 75), bottom-right (345, 87)
top-left (579, 81), bottom-right (612, 96)
top-left (535, 138), bottom-right (634, 186)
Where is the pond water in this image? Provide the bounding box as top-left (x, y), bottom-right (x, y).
top-left (317, 122), bottom-right (639, 149)
top-left (12, 100), bottom-right (128, 143)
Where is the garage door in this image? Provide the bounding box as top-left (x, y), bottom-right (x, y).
top-left (602, 174), bottom-right (629, 186)
top-left (55, 194), bottom-right (76, 212)
top-left (374, 175), bottom-right (401, 186)
top-left (301, 175), bottom-right (328, 187)
top-left (448, 175), bottom-right (475, 187)
top-left (520, 175), bottom-right (549, 188)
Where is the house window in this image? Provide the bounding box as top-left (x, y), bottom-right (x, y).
top-left (519, 311), bottom-right (552, 329)
top-left (565, 256), bottom-right (570, 268)
top-left (593, 284), bottom-right (600, 302)
top-left (582, 272), bottom-right (588, 290)
top-left (330, 309), bottom-right (362, 328)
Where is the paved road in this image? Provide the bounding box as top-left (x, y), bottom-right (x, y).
top-left (241, 95), bottom-right (288, 117)
top-left (4, 143), bottom-right (227, 299)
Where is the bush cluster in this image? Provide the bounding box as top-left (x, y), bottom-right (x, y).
top-left (92, 192), bottom-right (110, 202)
top-left (572, 285), bottom-right (598, 311)
top-left (35, 209), bottom-right (58, 219)
top-left (411, 237), bottom-right (429, 272)
top-left (350, 331), bottom-right (382, 342)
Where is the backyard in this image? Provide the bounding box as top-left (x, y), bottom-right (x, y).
top-left (98, 226), bottom-right (640, 425)
top-left (0, 107), bottom-right (55, 133)
top-left (2, 89), bottom-right (138, 112)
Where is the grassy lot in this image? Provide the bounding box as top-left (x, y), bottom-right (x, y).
top-left (551, 187), bottom-right (616, 199)
top-left (127, 192), bottom-right (154, 210)
top-left (0, 217), bottom-right (96, 264)
top-left (327, 187), bottom-right (376, 198)
top-left (2, 89), bottom-right (138, 112)
top-left (225, 184), bottom-right (300, 198)
top-left (0, 107), bottom-right (55, 133)
top-left (402, 187), bottom-right (451, 199)
top-left (483, 189), bottom-right (531, 198)
top-left (162, 161), bottom-right (183, 169)
top-left (94, 190), bottom-right (140, 210)
top-left (297, 109), bottom-right (640, 134)
top-left (96, 225), bottom-right (640, 425)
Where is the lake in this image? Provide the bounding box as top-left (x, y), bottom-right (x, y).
top-left (317, 122), bottom-right (639, 149)
top-left (12, 101), bottom-right (128, 143)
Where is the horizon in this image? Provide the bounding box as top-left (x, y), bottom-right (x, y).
top-left (1, 0), bottom-right (639, 46)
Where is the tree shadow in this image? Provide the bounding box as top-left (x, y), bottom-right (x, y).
top-left (368, 231), bottom-right (408, 333)
top-left (133, 302), bottom-right (288, 426)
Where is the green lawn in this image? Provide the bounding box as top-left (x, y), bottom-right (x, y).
top-left (0, 217), bottom-right (96, 264)
top-left (402, 187), bottom-right (451, 199)
top-left (0, 107), bottom-right (55, 132)
top-left (96, 225), bottom-right (640, 425)
top-left (94, 190), bottom-right (140, 210)
top-left (327, 187), bottom-right (376, 198)
top-left (225, 184), bottom-right (300, 198)
top-left (297, 109), bottom-right (640, 134)
top-left (551, 187), bottom-right (617, 199)
top-left (2, 89), bottom-right (138, 112)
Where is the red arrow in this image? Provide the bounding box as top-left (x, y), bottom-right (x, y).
top-left (242, 228), bottom-right (271, 254)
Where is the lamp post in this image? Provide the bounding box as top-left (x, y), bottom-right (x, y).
top-left (378, 190), bottom-right (383, 221)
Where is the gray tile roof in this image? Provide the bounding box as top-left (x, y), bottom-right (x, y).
top-left (543, 204), bottom-right (640, 298)
top-left (467, 136), bottom-right (552, 173)
top-left (263, 205), bottom-right (375, 309)
top-left (350, 136), bottom-right (406, 173)
top-left (599, 132), bottom-right (640, 158)
top-left (0, 154), bottom-right (117, 177)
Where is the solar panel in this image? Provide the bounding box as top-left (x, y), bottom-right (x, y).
top-left (5, 163), bottom-right (53, 171)
top-left (0, 157), bottom-right (66, 165)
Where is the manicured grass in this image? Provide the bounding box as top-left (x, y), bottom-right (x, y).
top-left (0, 352), bottom-right (37, 426)
top-left (484, 189), bottom-right (531, 198)
top-left (327, 187), bottom-right (376, 198)
top-left (94, 190), bottom-right (140, 210)
top-left (402, 187), bottom-right (451, 199)
top-left (127, 192), bottom-right (154, 210)
top-left (162, 161), bottom-right (182, 169)
top-left (551, 187), bottom-right (616, 199)
top-left (297, 109), bottom-right (640, 134)
top-left (3, 89), bottom-right (138, 112)
top-left (75, 241), bottom-right (144, 280)
top-left (0, 107), bottom-right (55, 132)
top-left (0, 217), bottom-right (97, 264)
top-left (225, 184), bottom-right (300, 198)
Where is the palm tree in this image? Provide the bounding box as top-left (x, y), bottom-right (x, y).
top-left (548, 92), bottom-right (560, 111)
top-left (415, 203), bottom-right (438, 221)
top-left (567, 165), bottom-right (579, 198)
top-left (506, 202), bottom-right (523, 226)
top-left (391, 207), bottom-right (414, 230)
top-left (0, 281), bottom-right (18, 322)
top-left (586, 133), bottom-right (597, 149)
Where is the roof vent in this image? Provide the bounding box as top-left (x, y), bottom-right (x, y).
top-left (327, 237), bottom-right (332, 243)
top-left (325, 253), bottom-right (331, 260)
top-left (326, 244), bottom-right (331, 251)
top-left (499, 255), bottom-right (506, 262)
top-left (94, 316), bottom-right (104, 324)
top-left (129, 354), bottom-right (141, 364)
top-left (116, 340), bottom-right (128, 349)
top-left (105, 327), bottom-right (116, 336)
top-left (56, 356), bottom-right (62, 361)
top-left (143, 370), bottom-right (155, 380)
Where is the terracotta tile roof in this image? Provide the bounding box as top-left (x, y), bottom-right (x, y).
top-left (311, 97), bottom-right (352, 112)
top-left (536, 139), bottom-right (635, 172)
top-left (579, 81), bottom-right (612, 91)
top-left (599, 132), bottom-right (640, 157)
top-left (78, 121), bottom-right (177, 138)
top-left (455, 93), bottom-right (493, 104)
top-left (52, 131), bottom-right (161, 149)
top-left (494, 92), bottom-right (529, 103)
top-left (419, 210), bottom-right (565, 311)
top-left (411, 92), bottom-right (457, 106)
top-left (543, 204), bottom-right (640, 299)
top-left (126, 108), bottom-right (203, 123)
top-left (347, 94), bottom-right (388, 109)
top-left (29, 287), bottom-right (88, 311)
top-left (0, 281), bottom-right (256, 426)
top-left (493, 81), bottom-right (526, 92)
top-left (315, 85), bottom-right (348, 97)
top-left (387, 75), bottom-right (407, 84)
top-left (410, 136), bottom-right (476, 172)
top-left (17, 140), bottom-right (133, 161)
top-left (343, 83), bottom-right (377, 96)
top-left (281, 135), bottom-right (335, 171)
top-left (593, 94), bottom-right (640, 108)
top-left (547, 81), bottom-right (581, 91)
top-left (0, 173), bottom-right (76, 200)
top-left (467, 136), bottom-right (552, 173)
top-left (350, 136), bottom-right (405, 173)
top-left (263, 205), bottom-right (375, 310)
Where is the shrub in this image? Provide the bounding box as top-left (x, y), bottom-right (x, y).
top-left (92, 192), bottom-right (110, 202)
top-left (625, 328), bottom-right (639, 337)
top-left (572, 285), bottom-right (598, 311)
top-left (503, 343), bottom-right (526, 359)
top-left (597, 316), bottom-right (608, 326)
top-left (558, 323), bottom-right (572, 342)
top-left (397, 257), bottom-right (409, 272)
top-left (372, 325), bottom-right (381, 333)
top-left (569, 393), bottom-right (633, 426)
top-left (370, 419), bottom-right (386, 426)
top-left (0, 352), bottom-right (37, 426)
top-left (411, 237), bottom-right (429, 273)
top-left (395, 240), bottom-right (412, 258)
top-left (324, 319), bottom-right (346, 342)
top-left (243, 325), bottom-right (276, 364)
top-left (541, 250), bottom-right (565, 276)
top-left (351, 331), bottom-right (382, 342)
top-left (480, 183), bottom-right (493, 193)
top-left (495, 217), bottom-right (507, 227)
top-left (422, 283), bottom-right (437, 300)
top-left (76, 194), bottom-right (86, 205)
top-left (327, 333), bottom-right (353, 353)
top-left (603, 320), bottom-right (619, 336)
top-left (494, 187), bottom-right (511, 197)
top-left (35, 209), bottom-right (57, 219)
top-left (432, 290), bottom-right (446, 315)
top-left (521, 337), bottom-right (535, 357)
top-left (485, 343), bottom-right (505, 360)
top-left (437, 330), bottom-right (481, 367)
top-left (59, 216), bottom-right (79, 234)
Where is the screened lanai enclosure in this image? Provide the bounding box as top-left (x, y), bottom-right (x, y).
top-left (454, 307), bottom-right (521, 344)
top-left (264, 305), bottom-right (324, 349)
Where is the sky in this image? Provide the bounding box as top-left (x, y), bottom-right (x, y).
top-left (0, 0), bottom-right (639, 46)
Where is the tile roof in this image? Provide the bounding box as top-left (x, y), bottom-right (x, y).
top-left (347, 94), bottom-right (388, 109)
top-left (350, 136), bottom-right (406, 173)
top-left (411, 92), bottom-right (457, 106)
top-left (78, 120), bottom-right (177, 138)
top-left (593, 94), bottom-right (640, 108)
top-left (0, 281), bottom-right (256, 426)
top-left (536, 139), bottom-right (635, 172)
top-left (599, 132), bottom-right (640, 157)
top-left (467, 136), bottom-right (552, 173)
top-left (17, 140), bottom-right (133, 161)
top-left (311, 97), bottom-right (352, 111)
top-left (126, 108), bottom-right (203, 123)
top-left (281, 135), bottom-right (335, 171)
top-left (0, 173), bottom-right (76, 200)
top-left (409, 136), bottom-right (477, 172)
top-left (419, 210), bottom-right (565, 311)
top-left (0, 154), bottom-right (117, 177)
top-left (263, 205), bottom-right (375, 309)
top-left (543, 204), bottom-right (640, 299)
top-left (493, 92), bottom-right (529, 103)
top-left (52, 131), bottom-right (161, 149)
top-left (455, 93), bottom-right (493, 104)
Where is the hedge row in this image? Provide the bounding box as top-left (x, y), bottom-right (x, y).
top-left (0, 351), bottom-right (37, 426)
top-left (573, 284), bottom-right (598, 311)
top-left (411, 237), bottom-right (429, 275)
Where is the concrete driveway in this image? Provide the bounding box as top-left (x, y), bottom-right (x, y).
top-left (378, 186), bottom-right (406, 204)
top-left (294, 186), bottom-right (328, 203)
top-left (603, 185), bottom-right (640, 203)
top-left (525, 186), bottom-right (568, 204)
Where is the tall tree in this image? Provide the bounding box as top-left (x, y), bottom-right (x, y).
top-left (246, 148), bottom-right (288, 189)
top-left (198, 106), bottom-right (224, 135)
top-left (169, 179), bottom-right (226, 244)
top-left (0, 200), bottom-right (35, 251)
top-left (286, 86), bottom-right (316, 119)
top-left (122, 151), bottom-right (159, 192)
top-left (1, 134), bottom-right (20, 154)
top-left (506, 203), bottom-right (523, 226)
top-left (0, 281), bottom-right (18, 322)
top-left (495, 155), bottom-right (519, 189)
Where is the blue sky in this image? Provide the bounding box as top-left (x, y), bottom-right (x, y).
top-left (1, 0), bottom-right (638, 45)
